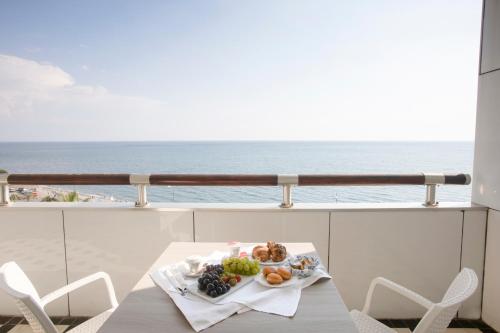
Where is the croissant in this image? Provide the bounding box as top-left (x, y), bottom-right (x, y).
top-left (252, 245), bottom-right (269, 262)
top-left (267, 241), bottom-right (287, 262)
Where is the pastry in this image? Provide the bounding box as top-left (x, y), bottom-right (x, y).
top-left (276, 267), bottom-right (291, 280)
top-left (290, 257), bottom-right (313, 270)
top-left (267, 241), bottom-right (287, 262)
top-left (262, 266), bottom-right (276, 277)
top-left (266, 272), bottom-right (283, 285)
top-left (252, 245), bottom-right (270, 262)
top-left (290, 262), bottom-right (304, 270)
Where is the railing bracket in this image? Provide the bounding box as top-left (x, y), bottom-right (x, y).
top-left (130, 174), bottom-right (150, 207)
top-left (424, 184), bottom-right (438, 207)
top-left (278, 175), bottom-right (298, 208)
top-left (422, 173), bottom-right (444, 207)
top-left (0, 173), bottom-right (9, 206)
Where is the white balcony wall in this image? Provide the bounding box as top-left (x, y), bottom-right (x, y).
top-left (330, 210), bottom-right (465, 318)
top-left (0, 204), bottom-right (487, 321)
top-left (194, 211), bottom-right (330, 267)
top-left (0, 208), bottom-right (68, 316)
top-left (459, 210), bottom-right (487, 318)
top-left (483, 209), bottom-right (500, 330)
top-left (63, 208), bottom-right (194, 316)
top-left (473, 1), bottom-right (500, 330)
top-left (481, 0), bottom-right (500, 73)
top-left (472, 70), bottom-right (500, 210)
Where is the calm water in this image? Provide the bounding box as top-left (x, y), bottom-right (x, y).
top-left (0, 141), bottom-right (473, 203)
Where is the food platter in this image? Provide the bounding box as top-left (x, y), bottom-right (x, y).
top-left (251, 241), bottom-right (290, 266)
top-left (184, 242), bottom-right (305, 302)
top-left (256, 253), bottom-right (292, 266)
top-left (289, 255), bottom-right (321, 278)
top-left (187, 275), bottom-right (254, 303)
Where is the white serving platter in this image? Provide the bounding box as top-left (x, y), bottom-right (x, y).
top-left (253, 253), bottom-right (293, 266)
top-left (187, 275), bottom-right (254, 303)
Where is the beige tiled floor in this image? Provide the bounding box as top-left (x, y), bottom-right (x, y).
top-left (0, 325), bottom-right (485, 333)
top-left (395, 328), bottom-right (481, 333)
top-left (0, 324), bottom-right (69, 332)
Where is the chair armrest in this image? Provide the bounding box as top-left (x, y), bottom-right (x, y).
top-left (40, 272), bottom-right (118, 308)
top-left (361, 277), bottom-right (434, 314)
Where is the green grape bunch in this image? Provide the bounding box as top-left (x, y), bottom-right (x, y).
top-left (222, 257), bottom-right (260, 275)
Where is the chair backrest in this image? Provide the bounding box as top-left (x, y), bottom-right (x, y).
top-left (0, 262), bottom-right (58, 333)
top-left (413, 268), bottom-right (478, 333)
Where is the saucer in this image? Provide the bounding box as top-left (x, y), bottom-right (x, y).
top-left (184, 267), bottom-right (204, 278)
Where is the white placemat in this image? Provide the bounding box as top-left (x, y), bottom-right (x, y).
top-left (150, 249), bottom-right (331, 332)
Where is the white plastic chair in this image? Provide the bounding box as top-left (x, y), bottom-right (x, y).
top-left (0, 261), bottom-right (118, 333)
top-left (350, 268), bottom-right (478, 333)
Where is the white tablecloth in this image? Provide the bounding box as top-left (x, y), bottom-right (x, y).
top-left (150, 249), bottom-right (331, 332)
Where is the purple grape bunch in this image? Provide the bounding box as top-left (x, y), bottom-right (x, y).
top-left (198, 264), bottom-right (231, 298)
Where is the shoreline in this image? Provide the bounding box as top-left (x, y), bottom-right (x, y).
top-left (8, 185), bottom-right (116, 203)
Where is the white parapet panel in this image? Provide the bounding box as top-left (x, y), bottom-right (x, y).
top-left (483, 209), bottom-right (500, 331)
top-left (459, 210), bottom-right (487, 319)
top-left (194, 210), bottom-right (330, 269)
top-left (330, 210), bottom-right (463, 318)
top-left (0, 208), bottom-right (68, 316)
top-left (63, 208), bottom-right (194, 316)
top-left (481, 0), bottom-right (500, 73)
top-left (472, 71), bottom-right (500, 210)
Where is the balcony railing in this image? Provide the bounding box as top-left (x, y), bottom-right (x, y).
top-left (0, 173), bottom-right (471, 208)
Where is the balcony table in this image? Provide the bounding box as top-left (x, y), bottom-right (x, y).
top-left (96, 242), bottom-right (358, 333)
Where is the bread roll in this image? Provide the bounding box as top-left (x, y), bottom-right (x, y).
top-left (262, 267), bottom-right (276, 277)
top-left (277, 267), bottom-right (291, 280)
top-left (266, 273), bottom-right (283, 285)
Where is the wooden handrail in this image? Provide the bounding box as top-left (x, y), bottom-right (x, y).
top-left (298, 174), bottom-right (425, 186)
top-left (0, 172), bottom-right (471, 207)
top-left (3, 173), bottom-right (471, 186)
top-left (150, 174), bottom-right (278, 186)
top-left (7, 174), bottom-right (131, 185)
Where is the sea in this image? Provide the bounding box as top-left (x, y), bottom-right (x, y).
top-left (0, 141), bottom-right (473, 203)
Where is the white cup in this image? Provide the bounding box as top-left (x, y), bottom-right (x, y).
top-left (229, 243), bottom-right (241, 257)
top-left (185, 255), bottom-right (202, 274)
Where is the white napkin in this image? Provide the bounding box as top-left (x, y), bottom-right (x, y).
top-left (215, 266), bottom-right (330, 316)
top-left (150, 250), bottom-right (331, 332)
top-left (150, 269), bottom-right (243, 332)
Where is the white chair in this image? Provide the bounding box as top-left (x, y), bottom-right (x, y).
top-left (0, 261), bottom-right (118, 333)
top-left (350, 268), bottom-right (478, 333)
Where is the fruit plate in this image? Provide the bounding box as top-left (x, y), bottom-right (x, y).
top-left (187, 275), bottom-right (254, 303)
top-left (256, 253), bottom-right (293, 266)
top-left (254, 273), bottom-right (300, 288)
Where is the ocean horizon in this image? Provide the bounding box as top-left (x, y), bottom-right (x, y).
top-left (0, 141), bottom-right (473, 203)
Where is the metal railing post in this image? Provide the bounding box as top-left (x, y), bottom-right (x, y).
top-left (425, 184), bottom-right (437, 206)
top-left (130, 174), bottom-right (150, 207)
top-left (423, 173), bottom-right (444, 207)
top-left (278, 175), bottom-right (298, 208)
top-left (0, 173), bottom-right (9, 206)
top-left (136, 184), bottom-right (148, 207)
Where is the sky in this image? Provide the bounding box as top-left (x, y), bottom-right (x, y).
top-left (0, 0), bottom-right (483, 141)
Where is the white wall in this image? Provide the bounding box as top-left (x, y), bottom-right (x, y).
top-left (63, 208), bottom-right (194, 315)
top-left (458, 210), bottom-right (487, 318)
top-left (483, 209), bottom-right (500, 330)
top-left (472, 71), bottom-right (500, 209)
top-left (481, 0), bottom-right (500, 73)
top-left (0, 204), bottom-right (487, 320)
top-left (194, 211), bottom-right (330, 267)
top-left (472, 1), bottom-right (500, 330)
top-left (473, 0), bottom-right (500, 209)
top-left (330, 210), bottom-right (464, 318)
top-left (0, 208), bottom-right (68, 315)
